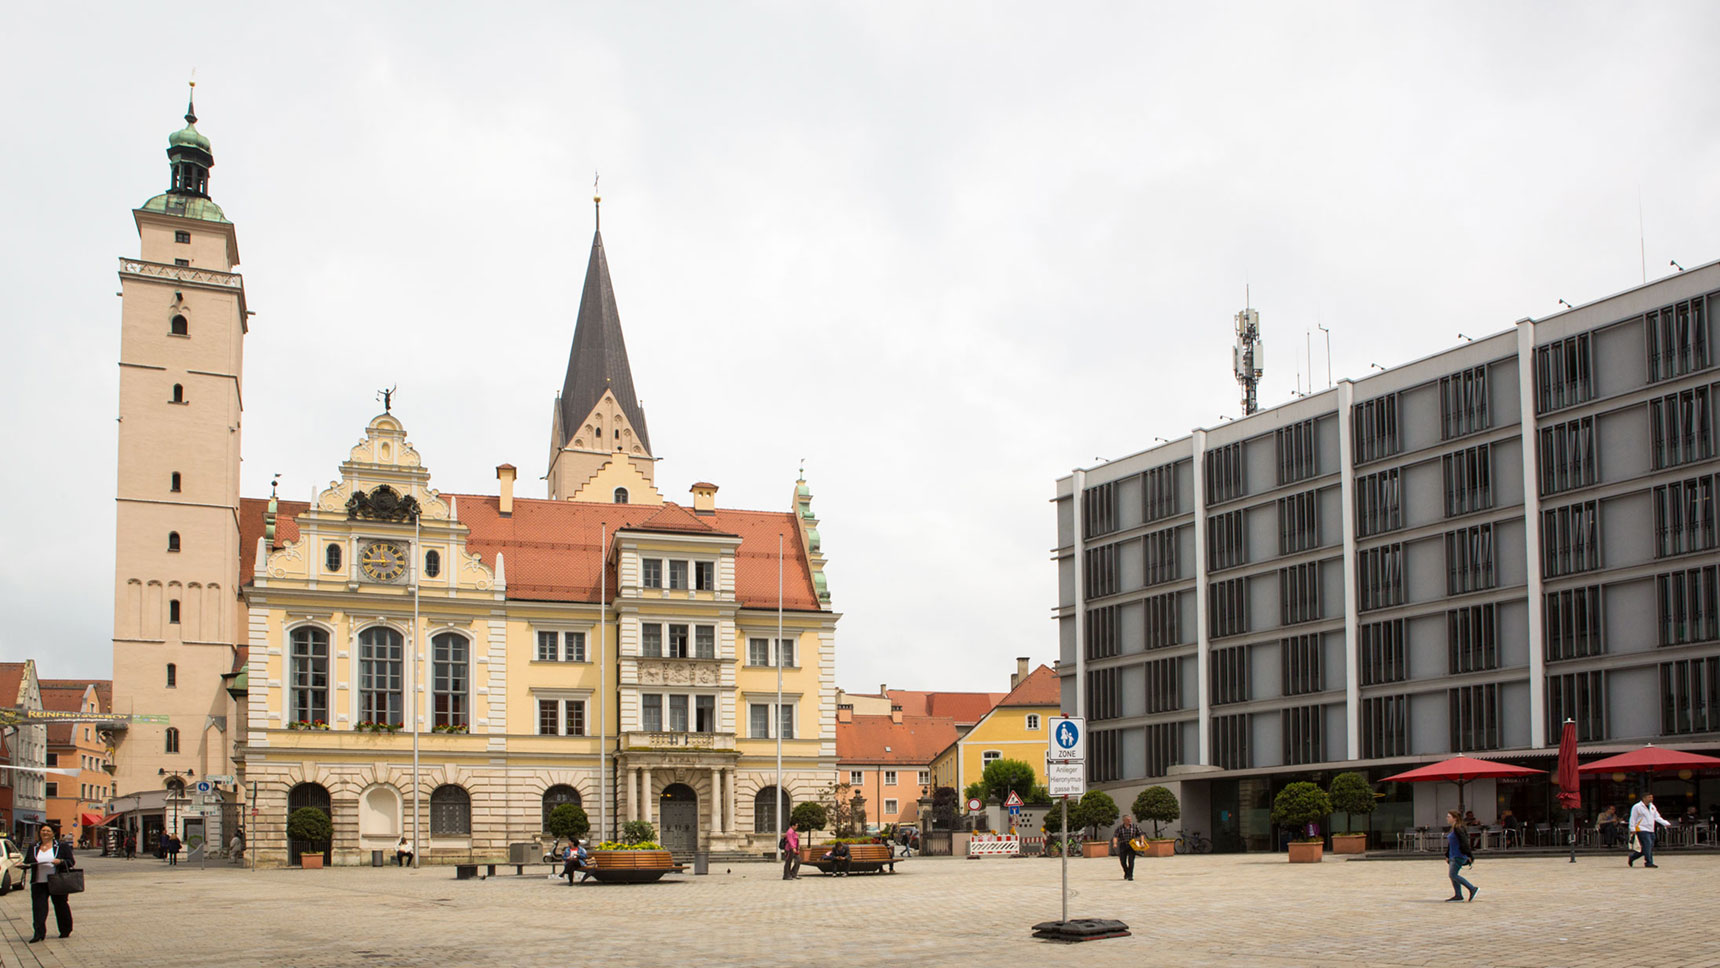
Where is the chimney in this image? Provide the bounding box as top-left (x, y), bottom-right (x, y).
top-left (690, 482), bottom-right (718, 514)
top-left (879, 683), bottom-right (887, 698)
top-left (1012, 656), bottom-right (1029, 688)
top-left (836, 704), bottom-right (853, 724)
top-left (890, 704), bottom-right (903, 725)
top-left (496, 464), bottom-right (517, 515)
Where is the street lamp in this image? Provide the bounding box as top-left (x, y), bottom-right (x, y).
top-left (159, 767), bottom-right (195, 847)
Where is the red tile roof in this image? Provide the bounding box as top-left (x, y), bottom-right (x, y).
top-left (39, 684), bottom-right (97, 746)
top-left (238, 494), bottom-right (825, 612)
top-left (0, 663), bottom-right (28, 708)
top-left (836, 714), bottom-right (960, 766)
top-left (886, 690), bottom-right (1006, 725)
top-left (996, 664), bottom-right (1059, 707)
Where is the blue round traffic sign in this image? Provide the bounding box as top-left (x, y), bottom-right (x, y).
top-left (1054, 720), bottom-right (1081, 752)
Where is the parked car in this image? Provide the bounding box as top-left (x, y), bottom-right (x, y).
top-left (0, 838), bottom-right (21, 895)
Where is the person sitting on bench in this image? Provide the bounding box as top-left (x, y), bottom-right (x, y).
top-left (395, 837), bottom-right (414, 867)
top-left (562, 841), bottom-right (592, 884)
top-left (822, 841), bottom-right (851, 876)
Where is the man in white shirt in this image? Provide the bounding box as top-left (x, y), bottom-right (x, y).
top-left (1627, 793), bottom-right (1673, 868)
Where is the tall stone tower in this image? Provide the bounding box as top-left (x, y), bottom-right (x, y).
top-left (546, 199), bottom-right (664, 504)
top-left (110, 90), bottom-right (247, 812)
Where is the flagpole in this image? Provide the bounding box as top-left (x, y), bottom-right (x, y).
top-left (776, 533), bottom-right (785, 844)
top-left (411, 510), bottom-right (421, 868)
top-left (599, 523), bottom-right (609, 843)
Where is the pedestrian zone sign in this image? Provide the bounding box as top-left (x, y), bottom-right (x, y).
top-left (1048, 716), bottom-right (1085, 762)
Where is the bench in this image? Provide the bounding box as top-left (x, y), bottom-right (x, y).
top-left (454, 862), bottom-right (562, 879)
top-left (587, 849), bottom-right (686, 884)
top-left (807, 843), bottom-right (899, 875)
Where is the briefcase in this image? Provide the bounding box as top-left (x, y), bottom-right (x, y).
top-left (47, 869), bottom-right (84, 896)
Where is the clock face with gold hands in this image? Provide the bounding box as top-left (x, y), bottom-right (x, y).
top-left (360, 541), bottom-right (408, 582)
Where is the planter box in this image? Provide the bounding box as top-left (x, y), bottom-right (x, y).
top-left (1331, 833), bottom-right (1367, 855)
top-left (1287, 841), bottom-right (1323, 863)
top-left (300, 855), bottom-right (324, 869)
top-left (1081, 840), bottom-right (1112, 858)
top-left (1142, 839), bottom-right (1175, 857)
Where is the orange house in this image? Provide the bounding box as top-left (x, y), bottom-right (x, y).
top-left (835, 706), bottom-right (957, 831)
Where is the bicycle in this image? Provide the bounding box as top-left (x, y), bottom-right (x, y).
top-left (1173, 830), bottom-right (1213, 854)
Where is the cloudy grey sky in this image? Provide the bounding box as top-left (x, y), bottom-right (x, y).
top-left (3, 2), bottom-right (1718, 691)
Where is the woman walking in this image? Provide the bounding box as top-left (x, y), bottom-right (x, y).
top-left (24, 826), bottom-right (75, 943)
top-left (1445, 810), bottom-right (1478, 902)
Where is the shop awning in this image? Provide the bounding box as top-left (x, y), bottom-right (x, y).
top-left (81, 812), bottom-right (120, 827)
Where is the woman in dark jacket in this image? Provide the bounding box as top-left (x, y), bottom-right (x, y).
top-left (23, 826), bottom-right (75, 942)
top-left (1445, 810), bottom-right (1477, 902)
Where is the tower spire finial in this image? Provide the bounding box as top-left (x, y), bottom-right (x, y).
top-left (186, 70), bottom-right (197, 125)
top-left (593, 170), bottom-right (601, 231)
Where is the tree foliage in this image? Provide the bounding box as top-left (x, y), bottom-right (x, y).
top-left (621, 820), bottom-right (657, 845)
top-left (1073, 790), bottom-right (1119, 840)
top-left (1270, 782), bottom-right (1332, 835)
top-left (931, 786), bottom-right (960, 828)
top-left (963, 782), bottom-right (984, 805)
top-left (546, 804), bottom-right (590, 841)
top-left (286, 806), bottom-right (332, 843)
top-left (1326, 773), bottom-right (1376, 833)
top-left (790, 801), bottom-right (828, 834)
top-left (980, 758), bottom-right (1038, 804)
top-left (1132, 786), bottom-right (1180, 839)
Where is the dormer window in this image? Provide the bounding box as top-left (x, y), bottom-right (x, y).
top-left (614, 487), bottom-right (629, 504)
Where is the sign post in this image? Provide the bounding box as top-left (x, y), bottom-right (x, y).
top-left (1046, 717), bottom-right (1086, 925)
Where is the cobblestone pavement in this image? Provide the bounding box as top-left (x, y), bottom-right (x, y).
top-left (3, 851), bottom-right (1718, 967)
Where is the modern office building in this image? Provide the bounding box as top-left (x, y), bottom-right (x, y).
top-left (1055, 262), bottom-right (1720, 851)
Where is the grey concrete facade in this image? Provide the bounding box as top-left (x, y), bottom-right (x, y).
top-left (1055, 261), bottom-right (1720, 846)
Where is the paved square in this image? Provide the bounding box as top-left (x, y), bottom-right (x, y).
top-left (3, 851), bottom-right (1717, 967)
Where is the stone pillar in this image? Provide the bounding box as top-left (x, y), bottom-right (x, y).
top-left (711, 768), bottom-right (723, 835)
top-left (728, 768), bottom-right (739, 837)
top-left (642, 767), bottom-right (653, 825)
top-left (625, 768), bottom-right (637, 823)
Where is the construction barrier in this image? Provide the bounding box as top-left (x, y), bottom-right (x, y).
top-left (966, 835), bottom-right (1021, 858)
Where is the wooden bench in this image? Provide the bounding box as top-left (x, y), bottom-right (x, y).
top-left (807, 843), bottom-right (899, 875)
top-left (587, 849), bottom-right (686, 884)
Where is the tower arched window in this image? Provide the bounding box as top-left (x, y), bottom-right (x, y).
top-left (171, 384), bottom-right (184, 403)
top-left (325, 544), bottom-right (342, 572)
top-left (424, 550), bottom-right (441, 578)
top-left (167, 531), bottom-right (181, 552)
top-left (166, 663), bottom-right (177, 688)
top-left (168, 599), bottom-right (180, 624)
top-left (170, 314), bottom-right (188, 336)
top-left (614, 488), bottom-right (629, 504)
top-left (170, 471), bottom-right (182, 492)
top-left (164, 727), bottom-right (180, 754)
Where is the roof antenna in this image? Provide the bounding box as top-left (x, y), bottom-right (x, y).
top-left (593, 171), bottom-right (601, 231)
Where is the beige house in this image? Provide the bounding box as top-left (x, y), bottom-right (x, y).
top-left (108, 95), bottom-right (839, 866)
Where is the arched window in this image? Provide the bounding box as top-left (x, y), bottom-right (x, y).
top-left (167, 531), bottom-right (181, 552)
top-left (287, 783), bottom-right (333, 864)
top-left (168, 599), bottom-right (181, 624)
top-left (164, 727), bottom-right (179, 753)
top-left (325, 544), bottom-right (342, 572)
top-left (755, 785), bottom-right (790, 833)
top-left (424, 550), bottom-right (441, 578)
top-left (613, 487), bottom-right (629, 504)
top-left (542, 785), bottom-right (582, 830)
top-left (170, 314), bottom-right (188, 336)
top-left (170, 471), bottom-right (181, 492)
top-left (165, 663), bottom-right (177, 688)
top-left (431, 632), bottom-right (468, 729)
top-left (290, 626), bottom-right (329, 724)
top-left (171, 383), bottom-right (184, 403)
top-left (166, 777), bottom-right (185, 796)
top-left (430, 785), bottom-right (471, 836)
top-left (358, 626), bottom-right (404, 726)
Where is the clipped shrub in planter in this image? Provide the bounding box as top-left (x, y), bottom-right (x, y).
top-left (546, 803), bottom-right (590, 844)
top-left (1132, 786), bottom-right (1181, 857)
top-left (791, 801), bottom-right (828, 842)
top-left (1327, 772), bottom-right (1376, 854)
top-left (287, 806), bottom-right (332, 869)
top-left (1271, 782), bottom-right (1332, 863)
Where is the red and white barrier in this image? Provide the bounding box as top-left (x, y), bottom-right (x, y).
top-left (967, 835), bottom-right (1021, 858)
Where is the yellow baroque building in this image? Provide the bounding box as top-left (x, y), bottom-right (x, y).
top-left (108, 97), bottom-right (839, 867)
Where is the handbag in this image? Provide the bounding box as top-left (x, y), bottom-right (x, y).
top-left (47, 869), bottom-right (84, 896)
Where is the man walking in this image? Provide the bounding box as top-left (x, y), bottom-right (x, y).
top-left (781, 825), bottom-right (801, 880)
top-left (1113, 815), bottom-right (1141, 881)
top-left (1628, 793), bottom-right (1673, 868)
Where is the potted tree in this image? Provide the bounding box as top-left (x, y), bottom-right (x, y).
top-left (1271, 782), bottom-right (1332, 863)
top-left (1074, 790), bottom-right (1119, 858)
top-left (1132, 786), bottom-right (1180, 857)
top-left (1327, 772), bottom-right (1375, 855)
top-left (287, 806), bottom-right (332, 869)
top-left (545, 803), bottom-right (590, 849)
top-left (791, 801), bottom-right (829, 864)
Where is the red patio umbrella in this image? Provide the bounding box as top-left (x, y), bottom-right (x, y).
top-left (1556, 720), bottom-right (1581, 861)
top-left (1576, 744), bottom-right (1720, 776)
top-left (1380, 755), bottom-right (1545, 814)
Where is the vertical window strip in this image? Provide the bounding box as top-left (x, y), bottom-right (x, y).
top-left (1360, 619), bottom-right (1406, 685)
top-left (1656, 564), bottom-right (1720, 647)
top-left (1282, 633), bottom-right (1322, 695)
top-left (1144, 464), bottom-right (1178, 522)
top-left (1083, 480), bottom-right (1119, 539)
top-left (1145, 657), bottom-right (1181, 713)
top-left (1144, 592), bottom-right (1180, 649)
top-left (1145, 527), bottom-right (1180, 585)
top-left (1356, 468), bottom-right (1402, 537)
top-left (1660, 657), bottom-right (1720, 735)
top-left (1653, 474), bottom-right (1720, 558)
top-left (1646, 297), bottom-right (1713, 382)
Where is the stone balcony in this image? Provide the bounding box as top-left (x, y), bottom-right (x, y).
top-left (621, 731), bottom-right (737, 753)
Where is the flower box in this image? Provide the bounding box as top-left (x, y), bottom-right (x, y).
top-left (1331, 833), bottom-right (1367, 855)
top-left (1081, 840), bottom-right (1112, 858)
top-left (1287, 841), bottom-right (1323, 863)
top-left (1141, 839), bottom-right (1175, 857)
top-left (300, 854), bottom-right (324, 869)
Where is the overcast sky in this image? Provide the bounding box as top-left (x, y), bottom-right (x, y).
top-left (3, 2), bottom-right (1718, 692)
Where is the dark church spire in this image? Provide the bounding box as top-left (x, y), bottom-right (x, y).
top-left (166, 80), bottom-right (214, 198)
top-left (558, 202), bottom-right (651, 454)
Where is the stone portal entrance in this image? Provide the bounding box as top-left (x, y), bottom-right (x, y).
top-left (659, 783), bottom-right (698, 858)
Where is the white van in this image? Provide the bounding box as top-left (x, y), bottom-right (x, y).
top-left (0, 838), bottom-right (22, 895)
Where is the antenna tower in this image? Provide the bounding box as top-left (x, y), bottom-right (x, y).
top-left (1233, 297), bottom-right (1264, 415)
